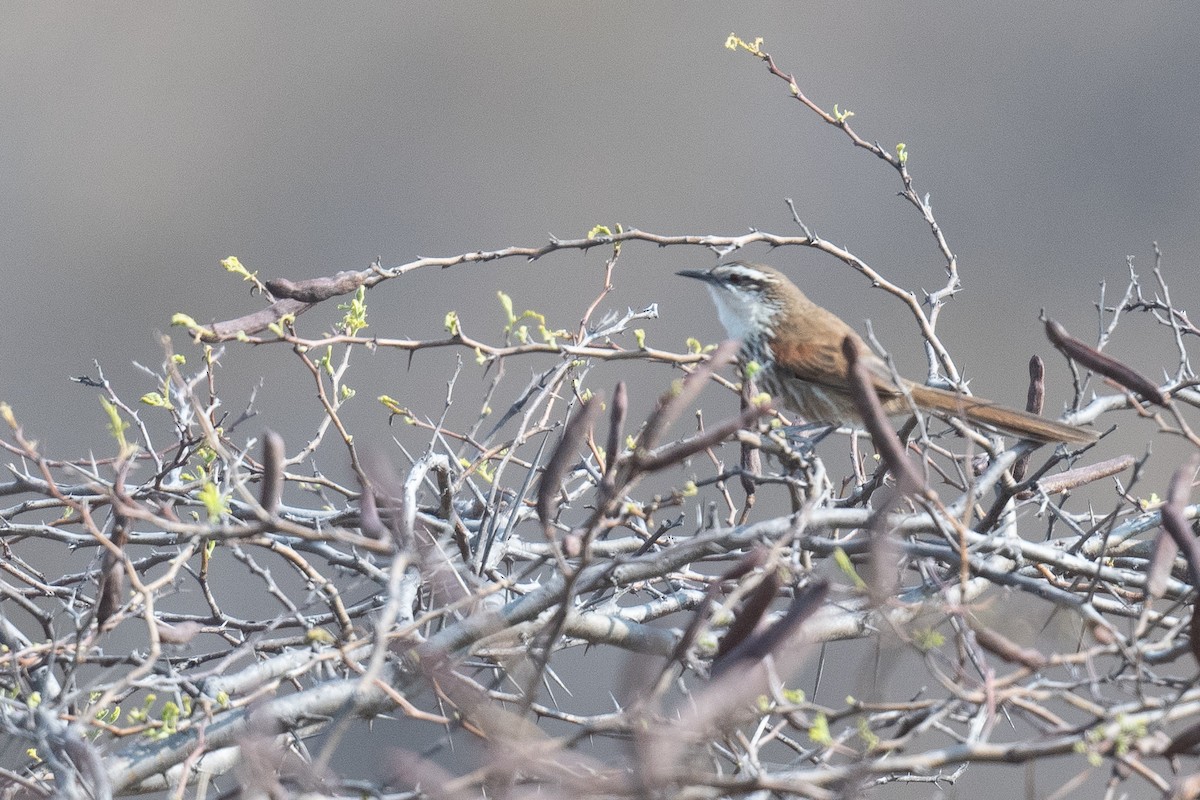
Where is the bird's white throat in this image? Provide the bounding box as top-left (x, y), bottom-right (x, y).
top-left (704, 283), bottom-right (777, 343)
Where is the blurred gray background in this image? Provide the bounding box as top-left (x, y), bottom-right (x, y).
top-left (4, 3), bottom-right (1197, 458)
top-left (3, 4), bottom-right (1199, 793)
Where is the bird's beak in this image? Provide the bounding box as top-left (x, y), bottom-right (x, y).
top-left (676, 268), bottom-right (713, 283)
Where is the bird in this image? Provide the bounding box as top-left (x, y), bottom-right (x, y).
top-left (677, 261), bottom-right (1097, 445)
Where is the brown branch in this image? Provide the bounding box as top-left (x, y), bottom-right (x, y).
top-left (842, 336), bottom-right (926, 497)
top-left (1046, 318), bottom-right (1167, 405)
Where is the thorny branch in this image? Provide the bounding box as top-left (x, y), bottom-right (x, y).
top-left (3, 43), bottom-right (1200, 800)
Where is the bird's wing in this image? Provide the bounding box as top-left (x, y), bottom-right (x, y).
top-left (769, 309), bottom-right (903, 397)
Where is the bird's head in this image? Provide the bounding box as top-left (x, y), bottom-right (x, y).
top-left (677, 262), bottom-right (793, 342)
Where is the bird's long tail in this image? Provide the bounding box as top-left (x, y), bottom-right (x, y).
top-left (905, 382), bottom-right (1097, 444)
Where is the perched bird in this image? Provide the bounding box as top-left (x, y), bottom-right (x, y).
top-left (678, 262), bottom-right (1096, 444)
